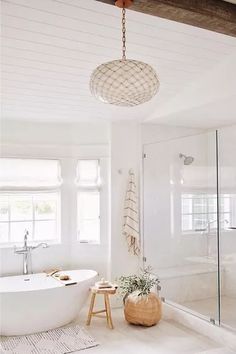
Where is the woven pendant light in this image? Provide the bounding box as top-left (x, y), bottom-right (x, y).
top-left (90, 0), bottom-right (160, 107)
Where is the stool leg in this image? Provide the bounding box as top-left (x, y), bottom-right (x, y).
top-left (86, 292), bottom-right (96, 326)
top-left (104, 294), bottom-right (109, 327)
top-left (104, 293), bottom-right (114, 329)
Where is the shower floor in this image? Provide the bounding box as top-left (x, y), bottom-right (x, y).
top-left (181, 296), bottom-right (236, 330)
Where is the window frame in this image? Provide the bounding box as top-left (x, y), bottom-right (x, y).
top-left (0, 156), bottom-right (62, 247)
top-left (76, 159), bottom-right (101, 245)
top-left (0, 190), bottom-right (61, 247)
top-left (181, 192), bottom-right (233, 235)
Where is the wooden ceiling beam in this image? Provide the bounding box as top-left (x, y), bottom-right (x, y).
top-left (95, 0), bottom-right (236, 37)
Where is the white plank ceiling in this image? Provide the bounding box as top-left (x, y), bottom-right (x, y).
top-left (1, 0), bottom-right (236, 125)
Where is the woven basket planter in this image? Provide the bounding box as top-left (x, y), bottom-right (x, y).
top-left (124, 292), bottom-right (162, 327)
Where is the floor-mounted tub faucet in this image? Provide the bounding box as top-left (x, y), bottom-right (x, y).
top-left (14, 230), bottom-right (49, 275)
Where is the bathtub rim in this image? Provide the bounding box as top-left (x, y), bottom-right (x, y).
top-left (0, 269), bottom-right (98, 294)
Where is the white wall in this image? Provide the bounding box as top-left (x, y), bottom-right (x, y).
top-left (147, 53), bottom-right (236, 129)
top-left (108, 123), bottom-right (200, 284)
top-left (2, 118), bottom-right (235, 307)
top-left (1, 120), bottom-right (109, 146)
top-left (110, 122), bottom-right (141, 282)
top-left (0, 120), bottom-right (142, 286)
top-left (0, 120), bottom-right (110, 278)
top-left (109, 122), bottom-right (208, 302)
top-left (141, 124), bottom-right (204, 145)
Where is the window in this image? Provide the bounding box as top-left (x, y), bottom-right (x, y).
top-left (181, 193), bottom-right (233, 233)
top-left (0, 158), bottom-right (61, 245)
top-left (0, 193), bottom-right (60, 243)
top-left (76, 160), bottom-right (100, 244)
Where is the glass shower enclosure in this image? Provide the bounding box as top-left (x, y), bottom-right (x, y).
top-left (143, 125), bottom-right (236, 330)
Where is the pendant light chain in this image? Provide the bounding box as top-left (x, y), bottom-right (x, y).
top-left (122, 2), bottom-right (126, 60)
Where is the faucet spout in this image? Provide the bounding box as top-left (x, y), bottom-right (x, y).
top-left (31, 242), bottom-right (49, 250)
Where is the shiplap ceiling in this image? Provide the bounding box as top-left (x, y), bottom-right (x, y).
top-left (2, 0), bottom-right (236, 125)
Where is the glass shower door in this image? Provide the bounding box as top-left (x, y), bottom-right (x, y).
top-left (143, 131), bottom-right (220, 323)
top-left (218, 125), bottom-right (236, 331)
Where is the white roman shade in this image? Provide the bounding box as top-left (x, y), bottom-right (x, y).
top-left (0, 158), bottom-right (62, 189)
top-left (76, 160), bottom-right (100, 188)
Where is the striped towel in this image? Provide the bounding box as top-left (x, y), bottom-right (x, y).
top-left (123, 169), bottom-right (140, 256)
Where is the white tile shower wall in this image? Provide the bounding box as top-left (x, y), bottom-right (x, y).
top-left (142, 127), bottom-right (221, 302)
top-left (224, 267), bottom-right (236, 298)
top-left (158, 262), bottom-right (225, 303)
top-left (161, 271), bottom-right (219, 303)
top-left (143, 132), bottom-right (215, 268)
top-left (142, 124), bottom-right (236, 305)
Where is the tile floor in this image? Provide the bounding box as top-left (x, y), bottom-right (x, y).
top-left (75, 308), bottom-right (235, 354)
top-left (182, 296), bottom-right (236, 330)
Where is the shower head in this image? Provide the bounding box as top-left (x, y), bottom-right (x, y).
top-left (179, 153), bottom-right (194, 165)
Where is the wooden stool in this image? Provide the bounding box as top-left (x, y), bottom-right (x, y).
top-left (86, 286), bottom-right (117, 329)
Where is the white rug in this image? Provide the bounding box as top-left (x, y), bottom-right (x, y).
top-left (0, 325), bottom-right (99, 354)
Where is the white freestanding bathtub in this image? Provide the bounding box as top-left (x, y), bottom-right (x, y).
top-left (0, 269), bottom-right (97, 336)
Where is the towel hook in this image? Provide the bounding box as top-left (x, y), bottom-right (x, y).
top-left (129, 168), bottom-right (134, 175)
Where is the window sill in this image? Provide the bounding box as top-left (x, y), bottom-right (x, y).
top-left (78, 241), bottom-right (100, 245)
top-left (0, 240), bottom-right (61, 249)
